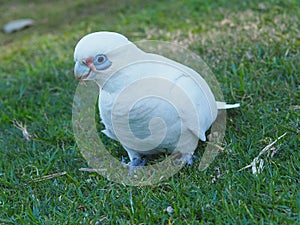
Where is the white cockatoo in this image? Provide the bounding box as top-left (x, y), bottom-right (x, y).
top-left (74, 31), bottom-right (239, 167)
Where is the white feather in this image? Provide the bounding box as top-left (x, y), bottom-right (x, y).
top-left (216, 102), bottom-right (240, 109)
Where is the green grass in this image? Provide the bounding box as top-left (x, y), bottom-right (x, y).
top-left (0, 0), bottom-right (299, 224)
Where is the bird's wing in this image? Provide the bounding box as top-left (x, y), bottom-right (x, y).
top-left (143, 52), bottom-right (218, 141)
top-left (103, 49), bottom-right (218, 144)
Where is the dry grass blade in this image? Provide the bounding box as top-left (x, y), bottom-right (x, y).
top-left (256, 133), bottom-right (287, 158)
top-left (238, 132), bottom-right (287, 174)
top-left (79, 168), bottom-right (107, 172)
top-left (12, 120), bottom-right (32, 141)
top-left (29, 172), bottom-right (67, 183)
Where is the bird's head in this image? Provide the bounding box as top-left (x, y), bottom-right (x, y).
top-left (73, 31), bottom-right (130, 81)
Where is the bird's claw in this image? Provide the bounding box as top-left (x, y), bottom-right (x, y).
top-left (187, 155), bottom-right (196, 166)
top-left (121, 156), bottom-right (147, 176)
top-left (122, 156), bottom-right (146, 166)
top-left (175, 153), bottom-right (195, 167)
top-left (129, 158), bottom-right (147, 167)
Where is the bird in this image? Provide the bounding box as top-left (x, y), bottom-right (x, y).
top-left (73, 31), bottom-right (239, 167)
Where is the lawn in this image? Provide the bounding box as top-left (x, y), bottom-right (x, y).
top-left (0, 0), bottom-right (299, 224)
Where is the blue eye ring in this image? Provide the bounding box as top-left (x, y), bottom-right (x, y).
top-left (93, 54), bottom-right (112, 71)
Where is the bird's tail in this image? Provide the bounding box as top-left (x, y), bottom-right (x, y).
top-left (216, 101), bottom-right (240, 110)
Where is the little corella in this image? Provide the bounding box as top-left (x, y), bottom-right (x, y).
top-left (73, 31), bottom-right (239, 167)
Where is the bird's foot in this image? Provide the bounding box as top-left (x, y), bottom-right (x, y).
top-left (129, 158), bottom-right (147, 167)
top-left (122, 156), bottom-right (147, 175)
top-left (122, 156), bottom-right (147, 166)
top-left (175, 153), bottom-right (195, 166)
top-left (186, 155), bottom-right (195, 166)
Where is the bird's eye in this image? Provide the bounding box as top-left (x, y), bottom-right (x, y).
top-left (92, 54), bottom-right (112, 71)
top-left (97, 56), bottom-right (105, 63)
top-left (94, 54), bottom-right (106, 64)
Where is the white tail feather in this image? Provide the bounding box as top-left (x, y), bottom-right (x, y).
top-left (216, 101), bottom-right (240, 109)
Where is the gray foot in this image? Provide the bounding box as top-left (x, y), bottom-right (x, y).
top-left (122, 156), bottom-right (146, 175)
top-left (187, 155), bottom-right (196, 166)
top-left (129, 158), bottom-right (147, 167)
top-left (122, 157), bottom-right (146, 166)
top-left (175, 153), bottom-right (195, 166)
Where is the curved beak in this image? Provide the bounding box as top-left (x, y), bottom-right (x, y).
top-left (74, 61), bottom-right (91, 80)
